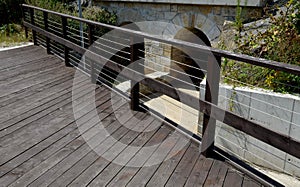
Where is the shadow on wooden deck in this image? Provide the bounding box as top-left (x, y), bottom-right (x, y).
top-left (0, 46), bottom-right (271, 186)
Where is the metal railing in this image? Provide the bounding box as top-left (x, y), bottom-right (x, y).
top-left (22, 4), bottom-right (300, 164)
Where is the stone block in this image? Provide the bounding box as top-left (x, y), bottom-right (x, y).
top-left (207, 26), bottom-right (221, 41)
top-left (221, 7), bottom-right (236, 17)
top-left (170, 4), bottom-right (177, 12)
top-left (212, 6), bottom-right (222, 15)
top-left (197, 18), bottom-right (215, 36)
top-left (195, 13), bottom-right (207, 28)
top-left (172, 14), bottom-right (184, 27)
top-left (164, 12), bottom-right (177, 20)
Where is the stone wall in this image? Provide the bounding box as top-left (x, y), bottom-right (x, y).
top-left (94, 0), bottom-right (265, 76)
top-left (94, 1), bottom-right (264, 41)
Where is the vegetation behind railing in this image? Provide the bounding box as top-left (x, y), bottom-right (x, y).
top-left (223, 0), bottom-right (300, 94)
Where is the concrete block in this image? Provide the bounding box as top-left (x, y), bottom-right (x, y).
top-left (249, 92), bottom-right (294, 136)
top-left (215, 122), bottom-right (246, 158)
top-left (290, 99), bottom-right (300, 142)
top-left (226, 88), bottom-right (251, 119)
top-left (284, 154), bottom-right (300, 177)
top-left (244, 135), bottom-right (286, 172)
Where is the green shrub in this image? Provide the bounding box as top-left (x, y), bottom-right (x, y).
top-left (223, 0), bottom-right (300, 94)
top-left (0, 0), bottom-right (25, 25)
top-left (0, 23), bottom-right (23, 36)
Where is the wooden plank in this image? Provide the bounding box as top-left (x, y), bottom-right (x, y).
top-left (126, 132), bottom-right (191, 187)
top-left (185, 156), bottom-right (214, 186)
top-left (0, 45), bottom-right (38, 59)
top-left (0, 65), bottom-right (71, 98)
top-left (145, 142), bottom-right (190, 186)
top-left (223, 169), bottom-right (244, 187)
top-left (203, 160), bottom-right (228, 187)
top-left (0, 87), bottom-right (111, 177)
top-left (0, 56), bottom-right (61, 81)
top-left (0, 88), bottom-right (117, 185)
top-left (66, 107), bottom-right (145, 187)
top-left (0, 47), bottom-right (49, 69)
top-left (0, 78), bottom-right (89, 137)
top-left (79, 116), bottom-right (156, 186)
top-left (0, 83), bottom-right (107, 150)
top-left (24, 107), bottom-right (145, 187)
top-left (0, 75), bottom-right (79, 126)
top-left (3, 90), bottom-right (123, 186)
top-left (242, 177), bottom-right (262, 187)
top-left (101, 125), bottom-right (173, 187)
top-left (48, 112), bottom-right (156, 187)
top-left (165, 144), bottom-right (201, 187)
top-left (0, 71), bottom-right (74, 108)
top-left (0, 84), bottom-right (105, 151)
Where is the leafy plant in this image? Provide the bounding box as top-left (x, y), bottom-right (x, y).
top-left (223, 0), bottom-right (300, 94)
top-left (0, 0), bottom-right (25, 25)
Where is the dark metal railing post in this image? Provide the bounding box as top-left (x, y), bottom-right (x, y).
top-left (21, 5), bottom-right (29, 39)
top-left (88, 24), bottom-right (97, 84)
top-left (61, 16), bottom-right (71, 67)
top-left (201, 55), bottom-right (221, 157)
top-left (130, 36), bottom-right (141, 111)
top-left (29, 8), bottom-right (37, 45)
top-left (43, 11), bottom-right (50, 54)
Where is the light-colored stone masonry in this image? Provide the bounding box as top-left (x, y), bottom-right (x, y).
top-left (94, 0), bottom-right (265, 74)
top-left (95, 0), bottom-right (265, 42)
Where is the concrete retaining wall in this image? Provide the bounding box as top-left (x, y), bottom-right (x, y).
top-left (199, 84), bottom-right (300, 177)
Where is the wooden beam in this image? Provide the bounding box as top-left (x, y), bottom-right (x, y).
top-left (201, 55), bottom-right (221, 157)
top-left (43, 11), bottom-right (50, 54)
top-left (130, 36), bottom-right (140, 111)
top-left (88, 24), bottom-right (97, 84)
top-left (29, 8), bottom-right (37, 45)
top-left (61, 17), bottom-right (71, 67)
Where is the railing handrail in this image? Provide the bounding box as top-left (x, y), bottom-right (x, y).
top-left (22, 4), bottom-right (300, 161)
top-left (22, 4), bottom-right (300, 76)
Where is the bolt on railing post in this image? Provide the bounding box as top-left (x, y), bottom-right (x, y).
top-left (43, 11), bottom-right (50, 54)
top-left (61, 16), bottom-right (72, 67)
top-left (29, 7), bottom-right (37, 45)
top-left (201, 55), bottom-right (221, 157)
top-left (130, 36), bottom-right (141, 111)
top-left (88, 24), bottom-right (97, 84)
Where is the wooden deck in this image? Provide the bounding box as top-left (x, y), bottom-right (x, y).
top-left (0, 46), bottom-right (266, 186)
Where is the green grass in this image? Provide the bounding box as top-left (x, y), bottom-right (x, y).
top-left (0, 24), bottom-right (29, 48)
